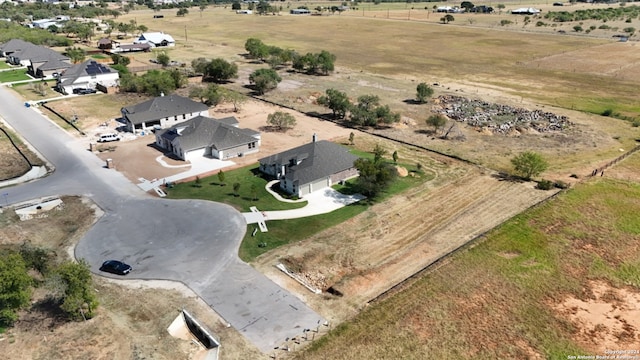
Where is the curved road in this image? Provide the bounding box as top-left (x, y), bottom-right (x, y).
top-left (0, 85), bottom-right (324, 353)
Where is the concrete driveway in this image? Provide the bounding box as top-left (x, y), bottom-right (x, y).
top-left (0, 85), bottom-right (324, 353)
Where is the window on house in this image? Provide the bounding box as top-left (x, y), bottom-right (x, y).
top-left (248, 142), bottom-right (255, 149)
top-left (174, 116), bottom-right (177, 121)
top-left (182, 114), bottom-right (186, 120)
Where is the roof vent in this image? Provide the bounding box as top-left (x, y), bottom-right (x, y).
top-left (312, 133), bottom-right (317, 142)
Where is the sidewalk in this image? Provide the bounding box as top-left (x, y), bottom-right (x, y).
top-left (136, 156), bottom-right (235, 192)
top-left (0, 166), bottom-right (48, 189)
top-left (242, 183), bottom-right (366, 226)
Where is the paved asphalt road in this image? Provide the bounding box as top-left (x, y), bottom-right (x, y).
top-left (0, 85), bottom-right (324, 352)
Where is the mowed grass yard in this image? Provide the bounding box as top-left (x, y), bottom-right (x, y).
top-left (0, 69), bottom-right (30, 83)
top-left (119, 5), bottom-right (639, 117)
top-left (293, 169), bottom-right (640, 359)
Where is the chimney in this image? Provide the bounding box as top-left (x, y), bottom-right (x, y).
top-left (312, 133), bottom-right (317, 142)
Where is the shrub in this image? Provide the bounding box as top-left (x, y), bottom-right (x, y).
top-left (602, 108), bottom-right (613, 116)
top-left (631, 119), bottom-right (640, 127)
top-left (537, 179), bottom-right (554, 190)
top-left (554, 180), bottom-right (569, 189)
top-left (500, 19), bottom-right (512, 26)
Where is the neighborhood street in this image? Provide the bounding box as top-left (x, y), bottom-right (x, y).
top-left (0, 85), bottom-right (324, 353)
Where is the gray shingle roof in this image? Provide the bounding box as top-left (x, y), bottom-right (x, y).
top-left (58, 60), bottom-right (116, 86)
top-left (160, 116), bottom-right (258, 153)
top-left (123, 94), bottom-right (209, 126)
top-left (12, 45), bottom-right (68, 63)
top-left (259, 140), bottom-right (358, 185)
top-left (0, 39), bottom-right (34, 55)
top-left (36, 57), bottom-right (72, 71)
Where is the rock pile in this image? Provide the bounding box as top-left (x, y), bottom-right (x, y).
top-left (433, 95), bottom-right (571, 134)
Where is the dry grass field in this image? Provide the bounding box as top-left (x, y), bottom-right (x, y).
top-left (2, 2), bottom-right (640, 359)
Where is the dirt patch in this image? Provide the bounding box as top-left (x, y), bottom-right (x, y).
top-left (86, 98), bottom-right (354, 184)
top-left (553, 281), bottom-right (640, 353)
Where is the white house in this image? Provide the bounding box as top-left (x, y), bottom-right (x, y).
top-left (56, 60), bottom-right (120, 95)
top-left (134, 32), bottom-right (176, 48)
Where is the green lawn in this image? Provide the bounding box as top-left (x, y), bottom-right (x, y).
top-left (165, 164), bottom-right (308, 212)
top-left (295, 178), bottom-right (640, 359)
top-left (168, 151), bottom-right (432, 262)
top-left (0, 69), bottom-right (30, 83)
top-left (0, 62), bottom-right (11, 70)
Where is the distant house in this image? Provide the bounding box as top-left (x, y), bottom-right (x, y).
top-left (97, 37), bottom-right (118, 50)
top-left (290, 8), bottom-right (311, 14)
top-left (155, 116), bottom-right (260, 161)
top-left (134, 32), bottom-right (175, 48)
top-left (0, 39), bottom-right (33, 58)
top-left (0, 39), bottom-right (71, 77)
top-left (56, 60), bottom-right (119, 94)
top-left (258, 136), bottom-right (359, 197)
top-left (236, 9), bottom-right (253, 14)
top-left (511, 7), bottom-right (541, 15)
top-left (109, 43), bottom-right (151, 53)
top-left (121, 94), bottom-right (209, 132)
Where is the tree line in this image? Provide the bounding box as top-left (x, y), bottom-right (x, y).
top-left (0, 244), bottom-right (98, 327)
top-left (245, 38), bottom-right (336, 75)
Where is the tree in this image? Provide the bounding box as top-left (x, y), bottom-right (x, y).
top-left (249, 68), bottom-right (281, 95)
top-left (232, 1), bottom-right (241, 10)
top-left (245, 38), bottom-right (269, 60)
top-left (189, 84), bottom-right (221, 106)
top-left (354, 156), bottom-right (397, 198)
top-left (460, 1), bottom-right (474, 11)
top-left (65, 47), bottom-right (86, 64)
top-left (317, 50), bottom-right (336, 75)
top-left (219, 88), bottom-right (246, 112)
top-left (426, 114), bottom-right (447, 133)
top-left (349, 132), bottom-right (355, 145)
top-left (497, 3), bottom-right (505, 14)
top-left (54, 260), bottom-right (98, 321)
top-left (441, 14), bottom-right (455, 24)
top-left (511, 151), bottom-right (548, 180)
top-left (267, 111), bottom-right (297, 131)
top-left (0, 253), bottom-right (32, 326)
top-left (189, 58), bottom-right (206, 76)
top-left (392, 150), bottom-right (398, 164)
top-left (156, 52), bottom-right (170, 66)
top-left (217, 170), bottom-right (226, 186)
top-left (317, 88), bottom-right (350, 119)
top-left (373, 144), bottom-right (387, 163)
top-left (203, 58), bottom-right (238, 83)
top-left (111, 54), bottom-right (130, 66)
top-left (232, 182), bottom-right (241, 197)
top-left (416, 82), bottom-right (434, 103)
top-left (177, 8), bottom-right (189, 16)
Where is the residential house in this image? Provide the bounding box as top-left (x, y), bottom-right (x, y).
top-left (121, 94), bottom-right (209, 132)
top-left (56, 60), bottom-right (119, 94)
top-left (511, 7), bottom-right (541, 15)
top-left (0, 39), bottom-right (33, 58)
top-left (290, 8), bottom-right (311, 14)
top-left (109, 43), bottom-right (152, 54)
top-left (155, 115), bottom-right (260, 161)
top-left (134, 32), bottom-right (175, 48)
top-left (258, 136), bottom-right (359, 197)
top-left (2, 42), bottom-right (71, 78)
top-left (97, 37), bottom-right (118, 50)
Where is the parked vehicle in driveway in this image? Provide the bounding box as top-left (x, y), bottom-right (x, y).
top-left (72, 88), bottom-right (97, 95)
top-left (100, 260), bottom-right (132, 275)
top-left (97, 133), bottom-right (120, 143)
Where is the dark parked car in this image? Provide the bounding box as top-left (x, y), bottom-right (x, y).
top-left (553, 2), bottom-right (563, 5)
top-left (72, 88), bottom-right (97, 95)
top-left (100, 260), bottom-right (132, 275)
